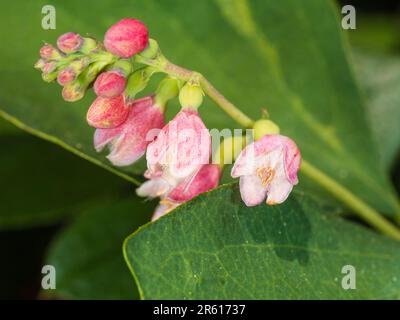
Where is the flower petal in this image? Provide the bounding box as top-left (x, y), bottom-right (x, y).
top-left (266, 175), bottom-right (294, 205)
top-left (168, 164), bottom-right (221, 202)
top-left (136, 178), bottom-right (171, 198)
top-left (151, 200), bottom-right (179, 221)
top-left (239, 175), bottom-right (268, 207)
top-left (93, 127), bottom-right (122, 152)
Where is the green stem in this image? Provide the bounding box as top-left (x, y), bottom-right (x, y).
top-left (138, 54), bottom-right (400, 240)
top-left (301, 161), bottom-right (400, 240)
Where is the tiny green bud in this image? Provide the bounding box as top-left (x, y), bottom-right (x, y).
top-left (111, 59), bottom-right (133, 77)
top-left (124, 67), bottom-right (155, 100)
top-left (80, 37), bottom-right (98, 54)
top-left (253, 119), bottom-right (280, 140)
top-left (154, 77), bottom-right (179, 110)
top-left (179, 81), bottom-right (204, 110)
top-left (139, 39), bottom-right (159, 59)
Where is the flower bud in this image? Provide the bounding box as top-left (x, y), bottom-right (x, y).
top-left (57, 68), bottom-right (76, 86)
top-left (124, 67), bottom-right (154, 101)
top-left (34, 59), bottom-right (46, 70)
top-left (139, 39), bottom-right (159, 59)
top-left (179, 81), bottom-right (204, 110)
top-left (154, 77), bottom-right (179, 110)
top-left (42, 62), bottom-right (57, 74)
top-left (62, 81), bottom-right (85, 102)
top-left (104, 18), bottom-right (149, 58)
top-left (41, 62), bottom-right (58, 82)
top-left (111, 60), bottom-right (133, 77)
top-left (57, 32), bottom-right (83, 54)
top-left (94, 71), bottom-right (126, 98)
top-left (80, 37), bottom-right (98, 54)
top-left (87, 95), bottom-right (130, 129)
top-left (253, 119), bottom-right (280, 140)
top-left (40, 44), bottom-right (62, 60)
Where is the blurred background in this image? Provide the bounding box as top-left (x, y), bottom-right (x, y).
top-left (1, 0), bottom-right (400, 299)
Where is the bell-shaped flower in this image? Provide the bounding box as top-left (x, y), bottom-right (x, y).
top-left (136, 109), bottom-right (211, 198)
top-left (231, 134), bottom-right (301, 206)
top-left (94, 96), bottom-right (164, 166)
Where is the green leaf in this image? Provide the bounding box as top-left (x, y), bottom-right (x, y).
top-left (124, 184), bottom-right (400, 299)
top-left (352, 49), bottom-right (400, 169)
top-left (0, 0), bottom-right (398, 217)
top-left (0, 134), bottom-right (127, 230)
top-left (347, 15), bottom-right (400, 54)
top-left (45, 198), bottom-right (156, 299)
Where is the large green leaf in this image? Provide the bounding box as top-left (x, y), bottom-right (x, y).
top-left (0, 133), bottom-right (126, 230)
top-left (124, 184), bottom-right (400, 299)
top-left (0, 0), bottom-right (398, 217)
top-left (45, 198), bottom-right (156, 299)
top-left (352, 49), bottom-right (400, 169)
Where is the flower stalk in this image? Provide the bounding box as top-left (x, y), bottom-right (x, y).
top-left (136, 47), bottom-right (400, 240)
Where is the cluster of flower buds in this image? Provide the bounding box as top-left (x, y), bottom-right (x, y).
top-left (35, 17), bottom-right (301, 222)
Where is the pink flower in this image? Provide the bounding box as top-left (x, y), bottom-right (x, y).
top-left (94, 71), bottom-right (127, 98)
top-left (104, 18), bottom-right (149, 58)
top-left (231, 134), bottom-right (301, 206)
top-left (94, 96), bottom-right (164, 166)
top-left (57, 32), bottom-right (83, 54)
top-left (136, 109), bottom-right (211, 198)
top-left (87, 95), bottom-right (130, 129)
top-left (149, 164), bottom-right (221, 221)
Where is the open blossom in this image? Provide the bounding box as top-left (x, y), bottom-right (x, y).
top-left (149, 164), bottom-right (221, 221)
top-left (104, 18), bottom-right (149, 58)
top-left (231, 134), bottom-right (301, 206)
top-left (94, 96), bottom-right (164, 166)
top-left (136, 109), bottom-right (211, 199)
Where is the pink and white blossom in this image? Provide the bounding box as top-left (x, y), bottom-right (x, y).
top-left (94, 96), bottom-right (164, 166)
top-left (231, 134), bottom-right (301, 206)
top-left (137, 109), bottom-right (211, 199)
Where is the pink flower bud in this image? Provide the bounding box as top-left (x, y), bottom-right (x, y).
top-left (40, 44), bottom-right (62, 60)
top-left (136, 109), bottom-right (211, 199)
top-left (57, 67), bottom-right (76, 86)
top-left (104, 18), bottom-right (149, 58)
top-left (94, 96), bottom-right (165, 166)
top-left (42, 62), bottom-right (57, 74)
top-left (57, 32), bottom-right (83, 54)
top-left (94, 71), bottom-right (127, 98)
top-left (87, 95), bottom-right (130, 129)
top-left (231, 134), bottom-right (301, 206)
top-left (62, 82), bottom-right (84, 102)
